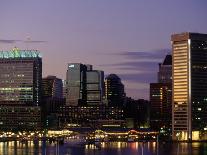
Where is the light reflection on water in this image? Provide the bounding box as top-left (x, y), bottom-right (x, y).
top-left (0, 141), bottom-right (207, 155)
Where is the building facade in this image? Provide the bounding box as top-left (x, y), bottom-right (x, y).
top-left (125, 98), bottom-right (150, 129)
top-left (158, 55), bottom-right (172, 83)
top-left (172, 32), bottom-right (207, 141)
top-left (86, 70), bottom-right (104, 106)
top-left (41, 76), bottom-right (64, 129)
top-left (0, 48), bottom-right (42, 131)
top-left (66, 63), bottom-right (87, 106)
top-left (66, 63), bottom-right (104, 106)
top-left (0, 48), bottom-right (42, 106)
top-left (150, 83), bottom-right (172, 130)
top-left (0, 106), bottom-right (41, 131)
top-left (42, 76), bottom-right (63, 99)
top-left (150, 54), bottom-right (172, 133)
top-left (59, 106), bottom-right (125, 128)
top-left (105, 74), bottom-right (126, 107)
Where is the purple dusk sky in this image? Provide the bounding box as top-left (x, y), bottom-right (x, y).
top-left (0, 0), bottom-right (207, 99)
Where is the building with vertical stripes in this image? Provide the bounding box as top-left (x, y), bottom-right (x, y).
top-left (172, 32), bottom-right (207, 141)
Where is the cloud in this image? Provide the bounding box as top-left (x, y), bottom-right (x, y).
top-left (24, 40), bottom-right (47, 43)
top-left (102, 48), bottom-right (170, 85)
top-left (108, 61), bottom-right (159, 71)
top-left (118, 49), bottom-right (171, 59)
top-left (0, 39), bottom-right (47, 44)
top-left (0, 39), bottom-right (22, 44)
top-left (101, 48), bottom-right (171, 68)
top-left (118, 72), bottom-right (156, 83)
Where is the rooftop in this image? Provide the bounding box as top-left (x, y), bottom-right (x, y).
top-left (0, 48), bottom-right (41, 59)
top-left (162, 54), bottom-right (172, 65)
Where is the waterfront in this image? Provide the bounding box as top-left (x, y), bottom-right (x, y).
top-left (1, 141), bottom-right (207, 155)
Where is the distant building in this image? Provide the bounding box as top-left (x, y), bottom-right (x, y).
top-left (105, 74), bottom-right (126, 107)
top-left (150, 54), bottom-right (172, 132)
top-left (158, 54), bottom-right (172, 83)
top-left (150, 83), bottom-right (172, 130)
top-left (86, 70), bottom-right (104, 106)
top-left (42, 76), bottom-right (63, 99)
top-left (59, 106), bottom-right (125, 128)
top-left (66, 63), bottom-right (87, 106)
top-left (125, 98), bottom-right (150, 129)
top-left (0, 48), bottom-right (42, 106)
top-left (0, 48), bottom-right (42, 131)
top-left (0, 106), bottom-right (41, 131)
top-left (41, 76), bottom-right (64, 129)
top-left (66, 63), bottom-right (104, 106)
top-left (172, 32), bottom-right (207, 141)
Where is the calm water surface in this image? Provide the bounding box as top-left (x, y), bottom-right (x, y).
top-left (1, 141), bottom-right (207, 155)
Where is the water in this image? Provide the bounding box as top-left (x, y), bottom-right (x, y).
top-left (1, 141), bottom-right (207, 155)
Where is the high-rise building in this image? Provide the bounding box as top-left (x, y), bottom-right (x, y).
top-left (172, 32), bottom-right (207, 141)
top-left (66, 63), bottom-right (104, 106)
top-left (41, 76), bottom-right (64, 129)
top-left (86, 70), bottom-right (104, 106)
top-left (0, 48), bottom-right (42, 131)
top-left (150, 83), bottom-right (172, 130)
top-left (105, 74), bottom-right (126, 107)
top-left (150, 54), bottom-right (172, 131)
top-left (42, 76), bottom-right (63, 99)
top-left (66, 63), bottom-right (87, 106)
top-left (0, 48), bottom-right (42, 106)
top-left (158, 54), bottom-right (172, 83)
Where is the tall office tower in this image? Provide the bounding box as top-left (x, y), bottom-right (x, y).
top-left (150, 55), bottom-right (172, 131)
top-left (42, 76), bottom-right (63, 98)
top-left (0, 48), bottom-right (42, 131)
top-left (0, 48), bottom-right (42, 106)
top-left (66, 63), bottom-right (87, 106)
top-left (172, 32), bottom-right (207, 141)
top-left (105, 74), bottom-right (126, 107)
top-left (86, 70), bottom-right (104, 106)
top-left (42, 76), bottom-right (64, 129)
top-left (158, 54), bottom-right (172, 83)
top-left (150, 83), bottom-right (172, 130)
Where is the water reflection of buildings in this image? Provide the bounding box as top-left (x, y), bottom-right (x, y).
top-left (1, 140), bottom-right (206, 155)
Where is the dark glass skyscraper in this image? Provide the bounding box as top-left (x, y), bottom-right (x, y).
top-left (150, 55), bottom-right (172, 131)
top-left (86, 70), bottom-right (104, 106)
top-left (66, 63), bottom-right (104, 106)
top-left (172, 32), bottom-right (207, 141)
top-left (0, 48), bottom-right (42, 106)
top-left (150, 83), bottom-right (172, 130)
top-left (158, 54), bottom-right (172, 83)
top-left (105, 74), bottom-right (125, 107)
top-left (42, 76), bottom-right (63, 98)
top-left (66, 63), bottom-right (87, 106)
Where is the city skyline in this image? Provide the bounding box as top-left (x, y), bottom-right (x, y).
top-left (0, 0), bottom-right (207, 99)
